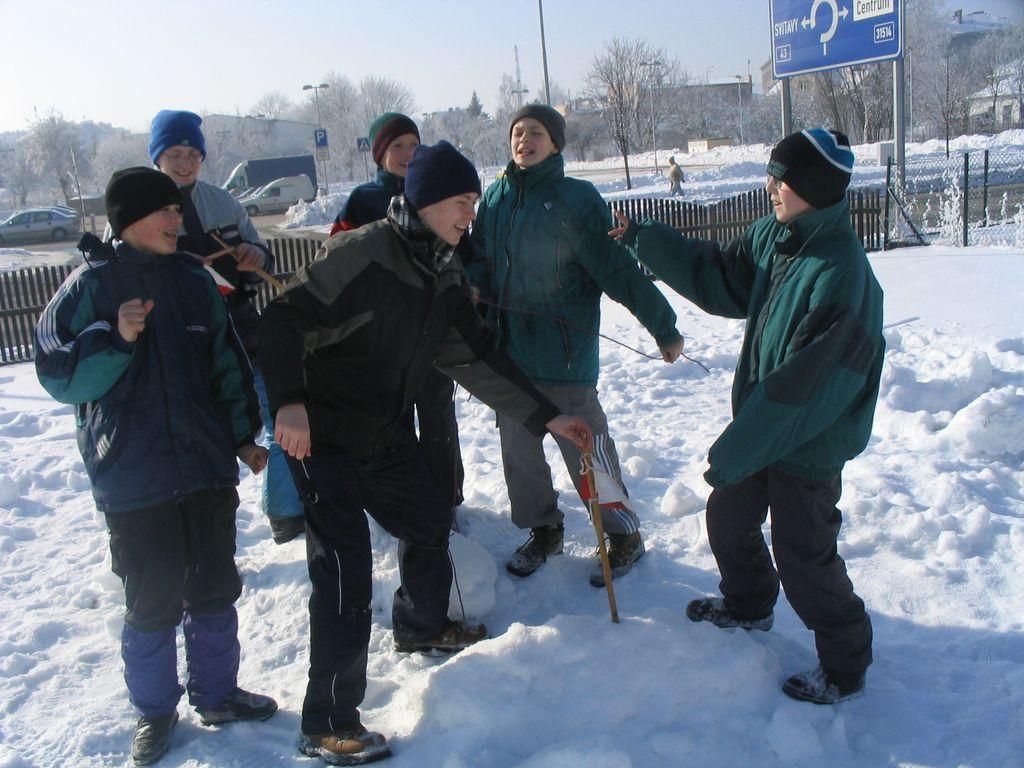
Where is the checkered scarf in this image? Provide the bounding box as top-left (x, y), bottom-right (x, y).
top-left (387, 195), bottom-right (456, 273)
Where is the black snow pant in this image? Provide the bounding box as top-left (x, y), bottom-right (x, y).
top-left (706, 468), bottom-right (873, 684)
top-left (105, 488), bottom-right (243, 716)
top-left (415, 368), bottom-right (465, 507)
top-left (287, 425), bottom-right (453, 735)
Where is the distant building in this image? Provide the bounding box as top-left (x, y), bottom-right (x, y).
top-left (686, 137), bottom-right (735, 154)
top-left (968, 64), bottom-right (1023, 130)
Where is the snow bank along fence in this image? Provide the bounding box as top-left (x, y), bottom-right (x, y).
top-left (885, 149), bottom-right (1024, 248)
top-left (1, 188), bottom-right (887, 366)
top-left (0, 236), bottom-right (324, 366)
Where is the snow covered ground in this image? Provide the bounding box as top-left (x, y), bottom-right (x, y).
top-left (1, 240), bottom-right (1023, 767)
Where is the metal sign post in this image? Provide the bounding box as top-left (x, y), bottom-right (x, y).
top-left (314, 128), bottom-right (330, 197)
top-left (356, 136), bottom-right (371, 183)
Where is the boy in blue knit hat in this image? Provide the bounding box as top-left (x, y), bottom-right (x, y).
top-left (145, 109), bottom-right (307, 545)
top-left (612, 129), bottom-right (884, 705)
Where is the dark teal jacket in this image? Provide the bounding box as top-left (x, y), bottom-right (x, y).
top-left (622, 199), bottom-right (884, 487)
top-left (34, 241), bottom-right (260, 512)
top-left (467, 154), bottom-right (680, 387)
top-left (331, 169), bottom-right (402, 234)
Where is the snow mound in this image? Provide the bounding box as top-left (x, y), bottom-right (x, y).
top-left (660, 480), bottom-right (704, 518)
top-left (938, 385), bottom-right (1024, 458)
top-left (283, 191), bottom-right (347, 228)
top-left (448, 532), bottom-right (498, 621)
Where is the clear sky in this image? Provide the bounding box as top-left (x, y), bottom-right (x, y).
top-left (2, 0), bottom-right (1019, 134)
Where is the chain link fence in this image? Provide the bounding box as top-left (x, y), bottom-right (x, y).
top-left (886, 149), bottom-right (1024, 248)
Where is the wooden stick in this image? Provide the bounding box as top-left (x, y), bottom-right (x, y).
top-left (581, 452), bottom-right (619, 623)
top-left (209, 233), bottom-right (285, 291)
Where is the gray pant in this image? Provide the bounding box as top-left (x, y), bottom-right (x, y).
top-left (497, 384), bottom-right (639, 535)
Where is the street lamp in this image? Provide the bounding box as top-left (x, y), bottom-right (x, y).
top-left (733, 75), bottom-right (745, 145)
top-left (303, 82), bottom-right (330, 196)
top-left (640, 60), bottom-right (662, 172)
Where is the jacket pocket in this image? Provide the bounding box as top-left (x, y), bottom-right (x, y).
top-left (79, 401), bottom-right (131, 477)
top-left (557, 319), bottom-right (573, 370)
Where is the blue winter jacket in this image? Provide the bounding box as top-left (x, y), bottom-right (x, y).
top-left (34, 241), bottom-right (261, 513)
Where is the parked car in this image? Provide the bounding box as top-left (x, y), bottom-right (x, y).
top-left (238, 175), bottom-right (316, 216)
top-left (0, 208), bottom-right (81, 244)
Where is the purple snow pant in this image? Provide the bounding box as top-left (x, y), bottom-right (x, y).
top-left (105, 488), bottom-right (243, 717)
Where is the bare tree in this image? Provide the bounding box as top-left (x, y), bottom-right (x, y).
top-left (584, 38), bottom-right (676, 189)
top-left (90, 132), bottom-right (150, 189)
top-left (27, 112), bottom-right (90, 205)
top-left (358, 76), bottom-right (416, 129)
top-left (1007, 21), bottom-right (1024, 128)
top-left (251, 90), bottom-right (293, 120)
top-left (0, 142), bottom-right (41, 207)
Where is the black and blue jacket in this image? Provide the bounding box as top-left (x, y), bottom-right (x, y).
top-left (34, 240), bottom-right (261, 513)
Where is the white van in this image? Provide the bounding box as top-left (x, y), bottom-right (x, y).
top-left (239, 175), bottom-right (315, 216)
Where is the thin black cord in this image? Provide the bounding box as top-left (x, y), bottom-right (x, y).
top-left (476, 297), bottom-right (711, 374)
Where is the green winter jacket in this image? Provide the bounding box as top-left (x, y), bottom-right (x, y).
top-left (466, 154), bottom-right (680, 387)
top-left (622, 198), bottom-right (884, 487)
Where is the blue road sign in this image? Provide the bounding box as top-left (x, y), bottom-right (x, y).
top-left (314, 129), bottom-right (329, 148)
top-left (770, 0), bottom-right (902, 78)
top-left (356, 137), bottom-right (371, 152)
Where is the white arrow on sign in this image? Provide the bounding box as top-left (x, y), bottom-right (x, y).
top-left (802, 0), bottom-right (849, 55)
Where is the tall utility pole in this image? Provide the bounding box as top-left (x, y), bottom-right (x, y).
top-left (639, 60), bottom-right (662, 172)
top-left (537, 0), bottom-right (552, 105)
top-left (734, 75), bottom-right (745, 144)
top-left (513, 46), bottom-right (529, 107)
top-left (302, 82), bottom-right (330, 196)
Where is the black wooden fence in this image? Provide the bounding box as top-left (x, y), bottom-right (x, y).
top-left (1, 188), bottom-right (884, 366)
top-left (0, 236), bottom-right (325, 366)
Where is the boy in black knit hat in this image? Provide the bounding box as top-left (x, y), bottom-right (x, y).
top-left (36, 167), bottom-right (278, 765)
top-left (259, 141), bottom-right (593, 765)
top-left (612, 128), bottom-right (884, 706)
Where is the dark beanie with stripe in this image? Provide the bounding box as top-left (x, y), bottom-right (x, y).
top-left (766, 128), bottom-right (854, 209)
top-left (105, 167), bottom-right (182, 238)
top-left (370, 112), bottom-right (420, 168)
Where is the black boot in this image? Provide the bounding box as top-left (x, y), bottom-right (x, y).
top-left (131, 711), bottom-right (178, 766)
top-left (393, 619), bottom-right (488, 655)
top-left (196, 687), bottom-right (278, 726)
top-left (589, 531), bottom-right (646, 587)
top-left (505, 523), bottom-right (564, 577)
top-left (269, 515), bottom-right (305, 544)
top-left (783, 665), bottom-right (865, 704)
top-left (686, 596), bottom-right (774, 631)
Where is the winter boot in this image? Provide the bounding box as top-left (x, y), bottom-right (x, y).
top-left (782, 665), bottom-right (865, 704)
top-left (299, 724), bottom-right (391, 766)
top-left (393, 619), bottom-right (488, 655)
top-left (589, 531), bottom-right (646, 587)
top-left (269, 515), bottom-right (305, 545)
top-left (131, 711), bottom-right (178, 766)
top-left (505, 523), bottom-right (564, 577)
top-left (686, 596), bottom-right (774, 631)
top-left (196, 687), bottom-right (278, 726)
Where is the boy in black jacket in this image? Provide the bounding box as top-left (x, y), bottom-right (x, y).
top-left (35, 168), bottom-right (278, 765)
top-left (260, 142), bottom-right (591, 766)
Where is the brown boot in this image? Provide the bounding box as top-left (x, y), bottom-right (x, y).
top-left (299, 725), bottom-right (390, 766)
top-left (393, 619), bottom-right (488, 654)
